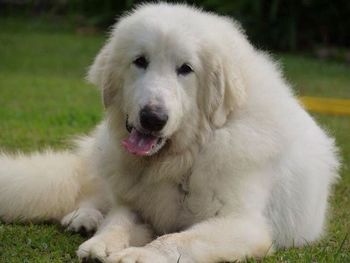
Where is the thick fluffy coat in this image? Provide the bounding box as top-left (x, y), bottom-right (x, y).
top-left (0, 3), bottom-right (339, 263)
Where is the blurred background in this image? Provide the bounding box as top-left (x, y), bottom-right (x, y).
top-left (1, 0), bottom-right (350, 57)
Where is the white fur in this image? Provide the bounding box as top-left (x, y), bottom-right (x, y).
top-left (0, 3), bottom-right (339, 262)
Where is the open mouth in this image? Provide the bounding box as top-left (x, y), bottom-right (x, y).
top-left (122, 126), bottom-right (166, 156)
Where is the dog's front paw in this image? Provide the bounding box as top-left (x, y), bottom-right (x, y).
top-left (106, 247), bottom-right (168, 263)
top-left (61, 207), bottom-right (103, 234)
top-left (77, 233), bottom-right (129, 262)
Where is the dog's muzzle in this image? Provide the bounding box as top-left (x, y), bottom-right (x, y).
top-left (122, 111), bottom-right (167, 156)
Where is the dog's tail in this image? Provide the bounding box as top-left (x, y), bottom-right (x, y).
top-left (0, 150), bottom-right (84, 223)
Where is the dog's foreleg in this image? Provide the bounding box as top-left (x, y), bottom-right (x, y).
top-left (106, 215), bottom-right (273, 263)
top-left (77, 206), bottom-right (153, 261)
top-left (60, 170), bottom-right (114, 234)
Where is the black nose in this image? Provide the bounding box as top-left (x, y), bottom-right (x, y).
top-left (140, 106), bottom-right (168, 132)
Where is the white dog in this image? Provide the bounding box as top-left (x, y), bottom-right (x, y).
top-left (0, 3), bottom-right (339, 263)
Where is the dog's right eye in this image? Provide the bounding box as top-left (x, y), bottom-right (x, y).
top-left (133, 56), bottom-right (148, 69)
top-left (177, 63), bottom-right (193, 76)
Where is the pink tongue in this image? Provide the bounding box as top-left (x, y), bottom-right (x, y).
top-left (122, 129), bottom-right (158, 156)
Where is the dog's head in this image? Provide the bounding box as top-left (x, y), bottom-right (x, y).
top-left (88, 3), bottom-right (250, 156)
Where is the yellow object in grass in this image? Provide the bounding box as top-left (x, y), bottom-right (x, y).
top-left (299, 96), bottom-right (350, 116)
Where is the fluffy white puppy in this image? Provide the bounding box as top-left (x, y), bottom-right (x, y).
top-left (0, 3), bottom-right (339, 263)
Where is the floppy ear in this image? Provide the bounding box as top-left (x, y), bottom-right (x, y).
top-left (204, 54), bottom-right (246, 128)
top-left (87, 41), bottom-right (119, 108)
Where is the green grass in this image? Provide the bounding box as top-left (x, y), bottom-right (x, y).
top-left (0, 17), bottom-right (349, 262)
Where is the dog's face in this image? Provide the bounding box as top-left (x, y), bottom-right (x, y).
top-left (120, 24), bottom-right (201, 156)
top-left (88, 4), bottom-right (248, 156)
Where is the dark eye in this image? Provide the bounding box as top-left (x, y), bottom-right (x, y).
top-left (177, 63), bottom-right (193, 76)
top-left (133, 56), bottom-right (148, 69)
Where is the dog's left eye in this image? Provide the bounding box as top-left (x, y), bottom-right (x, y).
top-left (133, 56), bottom-right (149, 69)
top-left (177, 63), bottom-right (193, 76)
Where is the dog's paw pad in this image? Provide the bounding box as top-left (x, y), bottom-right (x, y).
top-left (77, 234), bottom-right (129, 262)
top-left (77, 237), bottom-right (108, 261)
top-left (61, 207), bottom-right (103, 233)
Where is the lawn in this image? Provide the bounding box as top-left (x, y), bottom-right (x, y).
top-left (0, 17), bottom-right (349, 262)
